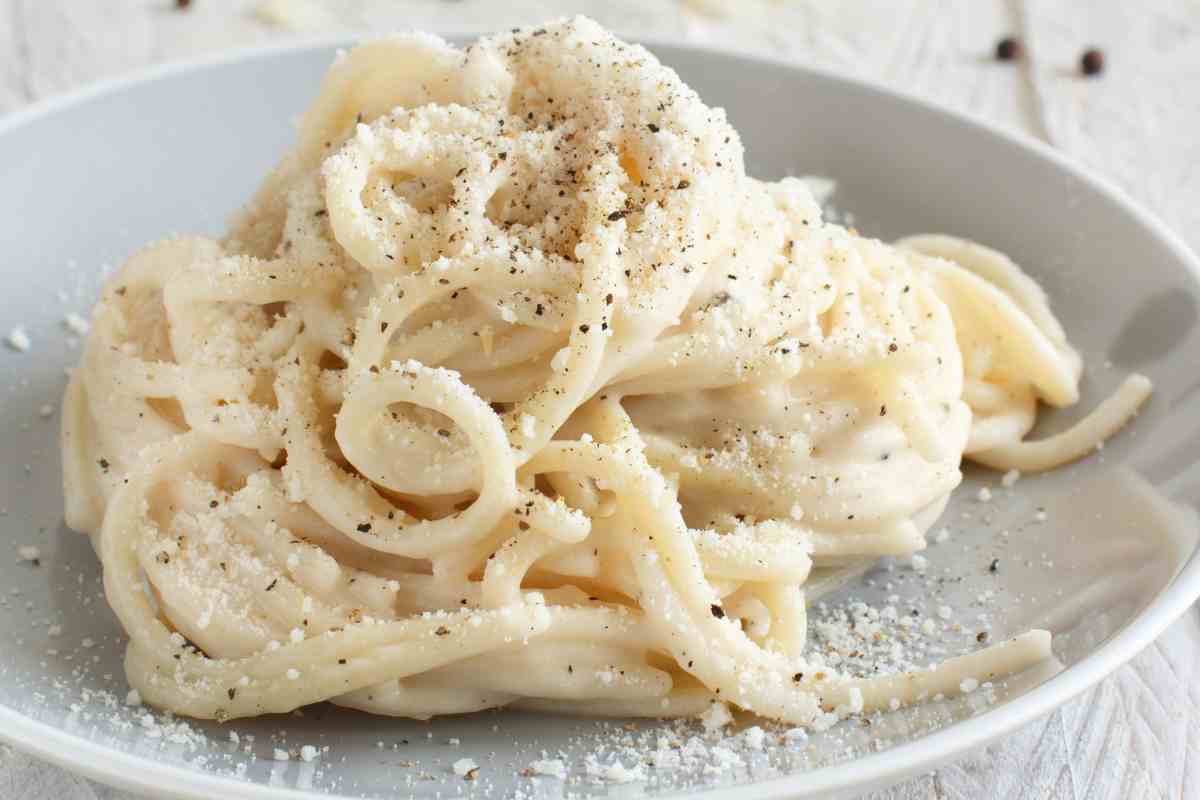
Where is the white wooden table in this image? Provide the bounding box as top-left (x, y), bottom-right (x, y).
top-left (2, 1), bottom-right (1198, 798)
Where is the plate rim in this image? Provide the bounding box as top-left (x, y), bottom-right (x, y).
top-left (2, 30), bottom-right (1199, 800)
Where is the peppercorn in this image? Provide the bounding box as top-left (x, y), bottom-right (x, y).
top-left (995, 37), bottom-right (1021, 61)
top-left (1081, 48), bottom-right (1104, 76)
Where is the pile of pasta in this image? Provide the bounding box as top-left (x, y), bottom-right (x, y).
top-left (62, 17), bottom-right (1150, 726)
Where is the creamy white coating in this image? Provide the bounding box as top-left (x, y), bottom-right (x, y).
top-left (61, 17), bottom-right (1148, 726)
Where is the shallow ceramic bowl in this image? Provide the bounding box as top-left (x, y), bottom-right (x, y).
top-left (0, 37), bottom-right (1198, 800)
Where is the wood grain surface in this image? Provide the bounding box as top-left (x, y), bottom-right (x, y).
top-left (1, 1), bottom-right (1197, 798)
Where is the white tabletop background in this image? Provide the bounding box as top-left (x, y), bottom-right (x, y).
top-left (1, 1), bottom-right (1198, 798)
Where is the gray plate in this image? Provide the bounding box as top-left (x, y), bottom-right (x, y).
top-left (1, 37), bottom-right (1199, 800)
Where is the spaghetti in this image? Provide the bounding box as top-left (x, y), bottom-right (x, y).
top-left (61, 18), bottom-right (1149, 727)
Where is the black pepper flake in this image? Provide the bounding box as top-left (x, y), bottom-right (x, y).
top-left (995, 36), bottom-right (1021, 61)
top-left (209, 500), bottom-right (219, 508)
top-left (155, 552), bottom-right (170, 564)
top-left (228, 688), bottom-right (237, 700)
top-left (579, 324), bottom-right (590, 333)
top-left (338, 658), bottom-right (347, 665)
top-left (607, 210), bottom-right (626, 222)
top-left (880, 404), bottom-right (887, 416)
top-left (356, 522), bottom-right (372, 533)
top-left (647, 123), bottom-right (659, 133)
top-left (314, 209), bottom-right (327, 217)
top-left (435, 626), bottom-right (450, 636)
top-left (989, 558), bottom-right (1000, 573)
top-left (977, 631), bottom-right (989, 643)
top-left (605, 293), bottom-right (613, 305)
top-left (677, 179), bottom-right (690, 190)
top-left (888, 342), bottom-right (899, 352)
top-left (380, 321), bottom-right (389, 333)
top-left (98, 458), bottom-right (110, 471)
top-left (176, 0), bottom-right (191, 8)
top-left (710, 604), bottom-right (725, 619)
top-left (792, 672), bottom-right (804, 682)
top-left (1081, 48), bottom-right (1104, 76)
top-left (518, 521), bottom-right (530, 530)
top-left (535, 303), bottom-right (544, 316)
top-left (265, 579), bottom-right (278, 591)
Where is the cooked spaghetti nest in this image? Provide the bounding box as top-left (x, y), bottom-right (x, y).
top-left (62, 17), bottom-right (1150, 726)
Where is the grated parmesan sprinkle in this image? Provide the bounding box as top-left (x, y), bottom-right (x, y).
top-left (5, 326), bottom-right (30, 352)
